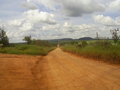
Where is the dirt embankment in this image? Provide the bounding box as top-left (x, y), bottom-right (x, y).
top-left (0, 48), bottom-right (120, 90)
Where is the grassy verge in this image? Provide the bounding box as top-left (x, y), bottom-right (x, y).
top-left (0, 44), bottom-right (55, 55)
top-left (62, 42), bottom-right (120, 64)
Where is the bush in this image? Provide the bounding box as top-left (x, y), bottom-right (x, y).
top-left (77, 41), bottom-right (88, 48)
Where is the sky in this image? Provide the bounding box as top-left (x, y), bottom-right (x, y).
top-left (0, 0), bottom-right (120, 42)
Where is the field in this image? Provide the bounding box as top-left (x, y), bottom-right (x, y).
top-left (0, 44), bottom-right (55, 55)
top-left (62, 40), bottom-right (120, 64)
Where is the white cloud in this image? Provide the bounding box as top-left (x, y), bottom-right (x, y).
top-left (20, 22), bottom-right (33, 31)
top-left (5, 9), bottom-right (56, 35)
top-left (3, 18), bottom-right (115, 42)
top-left (8, 19), bottom-right (23, 26)
top-left (41, 22), bottom-right (97, 35)
top-left (24, 9), bottom-right (56, 24)
top-left (42, 24), bottom-right (60, 31)
top-left (1, 0), bottom-right (120, 42)
top-left (2, 9), bottom-right (57, 42)
top-left (109, 0), bottom-right (120, 11)
top-left (7, 9), bottom-right (56, 31)
top-left (93, 15), bottom-right (120, 26)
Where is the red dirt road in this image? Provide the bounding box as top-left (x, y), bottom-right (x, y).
top-left (0, 48), bottom-right (120, 90)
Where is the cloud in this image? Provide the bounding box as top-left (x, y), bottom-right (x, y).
top-left (2, 9), bottom-right (57, 42)
top-left (8, 19), bottom-right (23, 26)
top-left (24, 9), bottom-right (56, 25)
top-left (0, 0), bottom-right (120, 42)
top-left (93, 15), bottom-right (120, 26)
top-left (42, 24), bottom-right (60, 31)
top-left (30, 0), bottom-right (105, 17)
top-left (6, 20), bottom-right (97, 42)
top-left (109, 0), bottom-right (120, 11)
top-left (41, 22), bottom-right (97, 37)
top-left (7, 9), bottom-right (56, 29)
top-left (22, 1), bottom-right (38, 10)
top-left (58, 0), bottom-right (105, 17)
top-left (20, 22), bottom-right (33, 31)
top-left (2, 18), bottom-right (115, 42)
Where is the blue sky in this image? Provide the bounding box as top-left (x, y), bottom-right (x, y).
top-left (0, 0), bottom-right (120, 42)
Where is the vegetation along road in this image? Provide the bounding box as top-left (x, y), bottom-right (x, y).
top-left (0, 48), bottom-right (120, 90)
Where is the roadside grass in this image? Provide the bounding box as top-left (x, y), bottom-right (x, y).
top-left (0, 44), bottom-right (55, 55)
top-left (62, 41), bottom-right (120, 64)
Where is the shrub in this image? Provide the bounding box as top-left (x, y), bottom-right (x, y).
top-left (77, 41), bottom-right (88, 48)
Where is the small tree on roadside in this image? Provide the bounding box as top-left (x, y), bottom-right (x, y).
top-left (110, 28), bottom-right (120, 43)
top-left (0, 27), bottom-right (9, 47)
top-left (23, 36), bottom-right (32, 44)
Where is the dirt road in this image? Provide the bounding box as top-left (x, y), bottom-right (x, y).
top-left (0, 48), bottom-right (120, 90)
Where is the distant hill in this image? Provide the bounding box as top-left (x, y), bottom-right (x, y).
top-left (10, 37), bottom-right (94, 44)
top-left (49, 38), bottom-right (73, 42)
top-left (78, 37), bottom-right (94, 40)
top-left (48, 37), bottom-right (94, 42)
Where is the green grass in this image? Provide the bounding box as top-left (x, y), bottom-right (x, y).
top-left (0, 44), bottom-right (55, 55)
top-left (62, 42), bottom-right (120, 64)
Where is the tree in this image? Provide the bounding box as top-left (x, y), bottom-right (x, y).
top-left (0, 27), bottom-right (9, 46)
top-left (23, 36), bottom-right (32, 44)
top-left (110, 28), bottom-right (120, 43)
